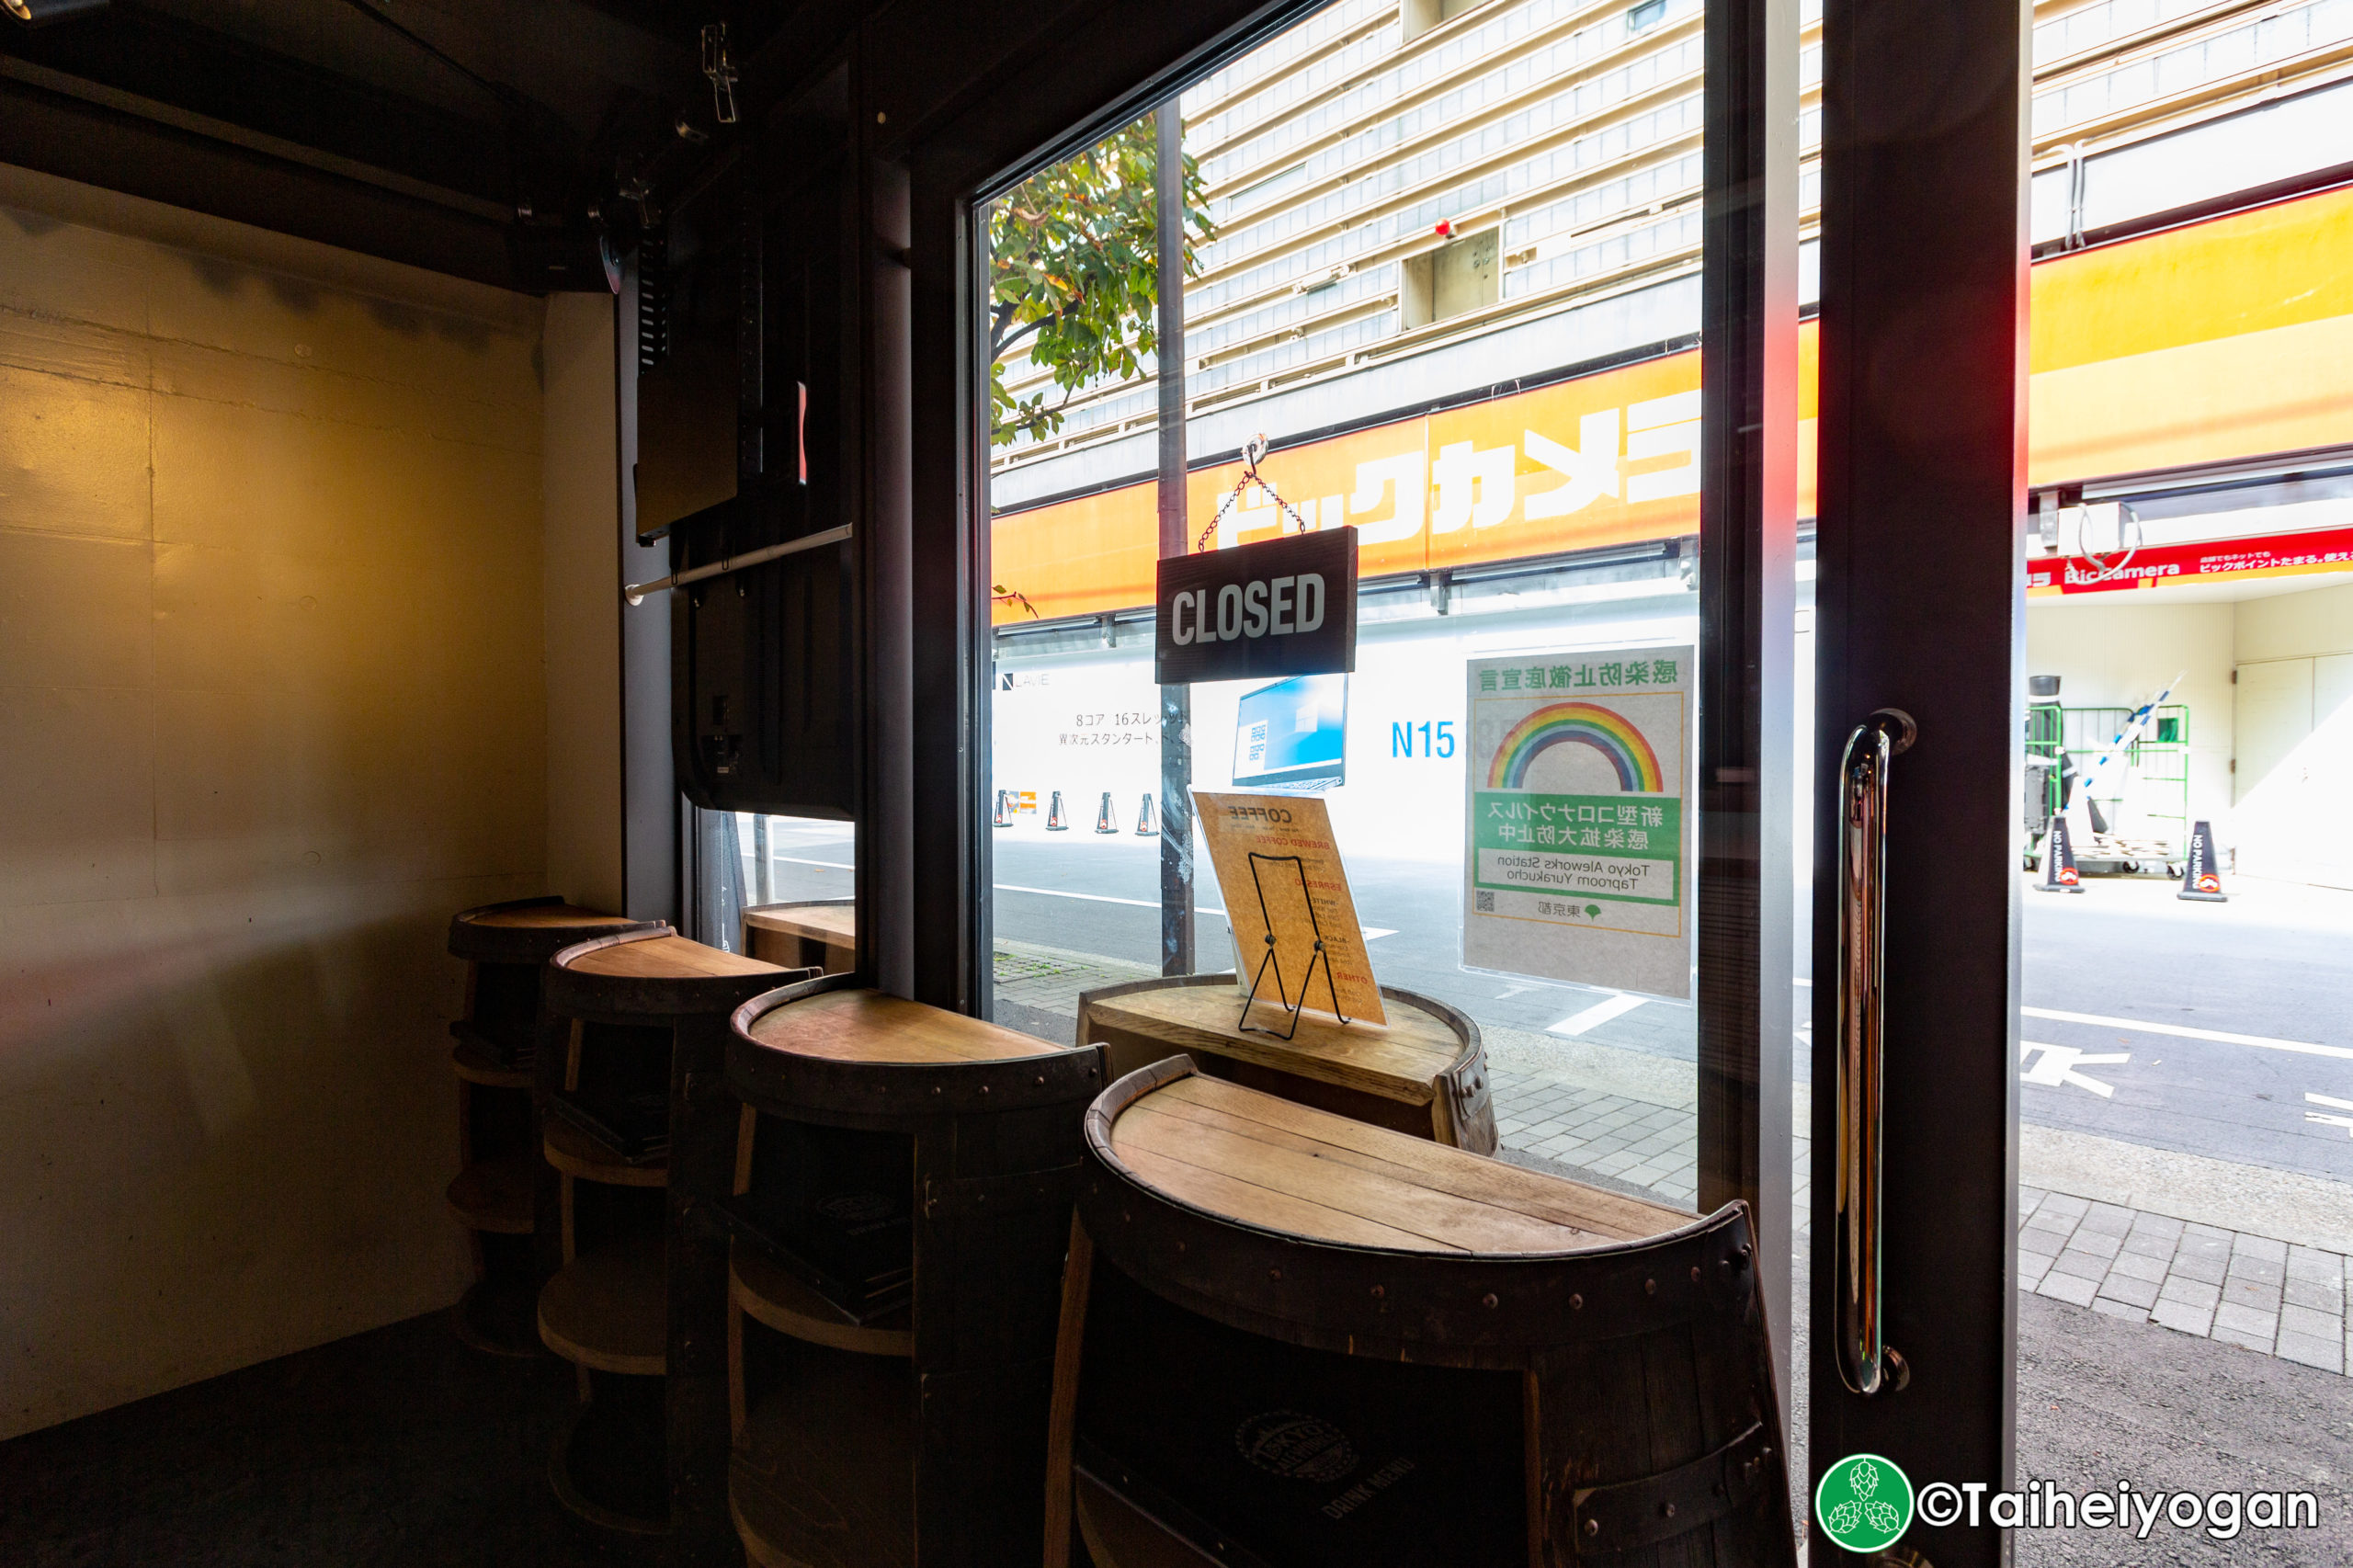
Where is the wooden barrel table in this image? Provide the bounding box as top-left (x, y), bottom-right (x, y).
top-left (542, 927), bottom-right (812, 1561)
top-left (1046, 1058), bottom-right (1795, 1568)
top-left (444, 897), bottom-right (646, 1356)
top-left (719, 975), bottom-right (1108, 1566)
top-left (1075, 976), bottom-right (1496, 1153)
top-left (743, 897), bottom-right (858, 975)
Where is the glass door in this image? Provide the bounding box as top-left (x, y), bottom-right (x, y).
top-left (1811, 2), bottom-right (2353, 1565)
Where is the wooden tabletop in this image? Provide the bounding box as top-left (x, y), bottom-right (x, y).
top-left (1083, 984), bottom-right (1461, 1105)
top-left (1107, 1074), bottom-right (1686, 1254)
top-left (744, 903), bottom-right (856, 941)
top-left (747, 989), bottom-right (1063, 1065)
top-left (461, 903), bottom-right (634, 930)
top-left (563, 933), bottom-right (785, 980)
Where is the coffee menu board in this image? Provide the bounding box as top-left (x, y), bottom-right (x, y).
top-left (1193, 791), bottom-right (1387, 1026)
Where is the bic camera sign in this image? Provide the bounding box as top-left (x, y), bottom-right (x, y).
top-left (1211, 391), bottom-right (1700, 552)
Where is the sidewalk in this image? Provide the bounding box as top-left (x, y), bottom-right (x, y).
top-left (995, 939), bottom-right (2353, 1378)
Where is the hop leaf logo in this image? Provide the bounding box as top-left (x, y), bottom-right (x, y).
top-left (1848, 1460), bottom-right (1880, 1500)
top-left (1814, 1452), bottom-right (1913, 1552)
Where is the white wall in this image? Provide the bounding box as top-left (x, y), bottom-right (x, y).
top-left (0, 167), bottom-right (547, 1438)
top-left (2231, 578), bottom-right (2353, 887)
top-left (2025, 597), bottom-right (2235, 832)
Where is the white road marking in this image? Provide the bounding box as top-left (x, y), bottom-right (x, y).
top-left (2308, 1093), bottom-right (2353, 1137)
top-left (774, 856), bottom-right (854, 870)
top-left (1549, 994), bottom-right (1648, 1037)
top-left (2020, 1041), bottom-right (2129, 1097)
top-left (992, 882), bottom-right (1230, 918)
top-left (982, 881), bottom-right (1388, 937)
top-left (2021, 1006), bottom-right (2353, 1062)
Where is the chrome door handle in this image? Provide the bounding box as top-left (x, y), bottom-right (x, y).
top-left (1836, 707), bottom-right (1915, 1397)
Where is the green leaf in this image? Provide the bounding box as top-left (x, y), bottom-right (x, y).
top-left (987, 112), bottom-right (1214, 448)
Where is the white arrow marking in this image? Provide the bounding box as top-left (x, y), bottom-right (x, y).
top-left (2022, 1006), bottom-right (2353, 1061)
top-left (2307, 1093), bottom-right (2353, 1137)
top-left (2021, 1041), bottom-right (2130, 1097)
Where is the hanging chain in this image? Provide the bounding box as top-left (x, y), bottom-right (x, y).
top-left (1193, 433), bottom-right (1315, 552)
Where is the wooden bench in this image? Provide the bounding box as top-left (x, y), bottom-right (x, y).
top-left (720, 977), bottom-right (1106, 1566)
top-left (540, 928), bottom-right (808, 1559)
top-left (443, 897), bottom-right (645, 1357)
top-left (1046, 1059), bottom-right (1794, 1568)
top-left (1076, 975), bottom-right (1496, 1153)
top-left (742, 898), bottom-right (858, 975)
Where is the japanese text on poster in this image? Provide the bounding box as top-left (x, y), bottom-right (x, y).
top-left (1462, 648), bottom-right (1692, 999)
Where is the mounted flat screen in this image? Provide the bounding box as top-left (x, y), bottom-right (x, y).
top-left (1232, 673), bottom-right (1347, 792)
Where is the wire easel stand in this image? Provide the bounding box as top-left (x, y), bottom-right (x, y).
top-left (1194, 433), bottom-right (1316, 553)
top-left (1237, 851), bottom-right (1351, 1040)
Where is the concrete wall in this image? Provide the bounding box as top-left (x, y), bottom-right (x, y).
top-left (541, 295), bottom-right (624, 914)
top-left (2024, 596), bottom-right (2235, 832)
top-left (0, 167), bottom-right (549, 1439)
top-left (2234, 577), bottom-right (2353, 666)
top-left (2232, 578), bottom-right (2353, 888)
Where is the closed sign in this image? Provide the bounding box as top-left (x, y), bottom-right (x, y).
top-left (1154, 526), bottom-right (1358, 685)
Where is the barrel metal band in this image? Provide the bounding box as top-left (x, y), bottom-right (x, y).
top-left (1565, 1418), bottom-right (1772, 1554)
top-left (921, 1162), bottom-right (1084, 1220)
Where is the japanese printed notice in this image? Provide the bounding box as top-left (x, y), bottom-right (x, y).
top-left (1462, 647), bottom-right (1692, 999)
top-left (1194, 790), bottom-right (1387, 1026)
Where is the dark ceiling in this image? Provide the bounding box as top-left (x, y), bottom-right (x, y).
top-left (0, 0), bottom-right (793, 290)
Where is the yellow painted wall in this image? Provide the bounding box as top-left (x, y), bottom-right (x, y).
top-left (542, 294), bottom-right (624, 915)
top-left (0, 167), bottom-right (549, 1439)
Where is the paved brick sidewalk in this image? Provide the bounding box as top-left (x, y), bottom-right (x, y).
top-left (2018, 1187), bottom-right (2348, 1374)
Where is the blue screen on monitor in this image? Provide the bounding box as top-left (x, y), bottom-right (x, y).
top-left (1232, 674), bottom-right (1347, 790)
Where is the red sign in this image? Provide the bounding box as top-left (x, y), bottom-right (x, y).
top-left (2029, 526), bottom-right (2353, 596)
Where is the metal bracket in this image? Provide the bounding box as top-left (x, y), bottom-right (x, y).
top-left (700, 23), bottom-right (738, 125)
top-left (920, 1163), bottom-right (1084, 1221)
top-left (1565, 1419), bottom-right (1773, 1555)
top-left (624, 524), bottom-right (851, 604)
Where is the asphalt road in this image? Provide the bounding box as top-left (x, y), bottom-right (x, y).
top-left (756, 821), bottom-right (2353, 1187)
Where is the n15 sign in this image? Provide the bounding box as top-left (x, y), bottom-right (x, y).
top-left (1154, 526), bottom-right (1358, 686)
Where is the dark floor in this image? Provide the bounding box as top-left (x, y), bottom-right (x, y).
top-left (3, 1293), bottom-right (2346, 1565)
top-left (0, 1307), bottom-right (617, 1568)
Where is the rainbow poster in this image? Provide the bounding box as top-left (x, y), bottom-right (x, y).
top-left (1462, 645), bottom-right (1692, 999)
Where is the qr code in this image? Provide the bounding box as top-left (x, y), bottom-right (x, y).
top-left (1476, 892), bottom-right (1495, 913)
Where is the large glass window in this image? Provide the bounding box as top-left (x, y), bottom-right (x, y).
top-left (979, 0), bottom-right (1774, 1227)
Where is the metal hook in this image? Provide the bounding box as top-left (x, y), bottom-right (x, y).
top-left (701, 23), bottom-right (739, 126)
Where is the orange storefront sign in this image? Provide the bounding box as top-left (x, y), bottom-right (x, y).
top-left (993, 185), bottom-right (2353, 625)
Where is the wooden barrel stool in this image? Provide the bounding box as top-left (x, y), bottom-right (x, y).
top-left (1075, 976), bottom-right (1496, 1153)
top-left (1046, 1058), bottom-right (1795, 1568)
top-left (542, 927), bottom-right (812, 1560)
top-left (445, 897), bottom-right (645, 1356)
top-left (719, 975), bottom-right (1108, 1566)
top-left (742, 897), bottom-right (858, 974)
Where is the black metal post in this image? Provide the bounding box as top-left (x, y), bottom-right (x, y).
top-left (1810, 0), bottom-right (2029, 1558)
top-left (1698, 0), bottom-right (1799, 1415)
top-left (1154, 99), bottom-right (1195, 979)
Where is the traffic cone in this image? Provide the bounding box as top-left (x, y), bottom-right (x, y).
top-left (1046, 790), bottom-right (1069, 831)
top-left (2036, 814), bottom-right (2084, 893)
top-left (2177, 819), bottom-right (2227, 902)
top-left (1134, 793), bottom-right (1157, 836)
top-left (993, 790), bottom-right (1011, 828)
top-left (1095, 790), bottom-right (1119, 834)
